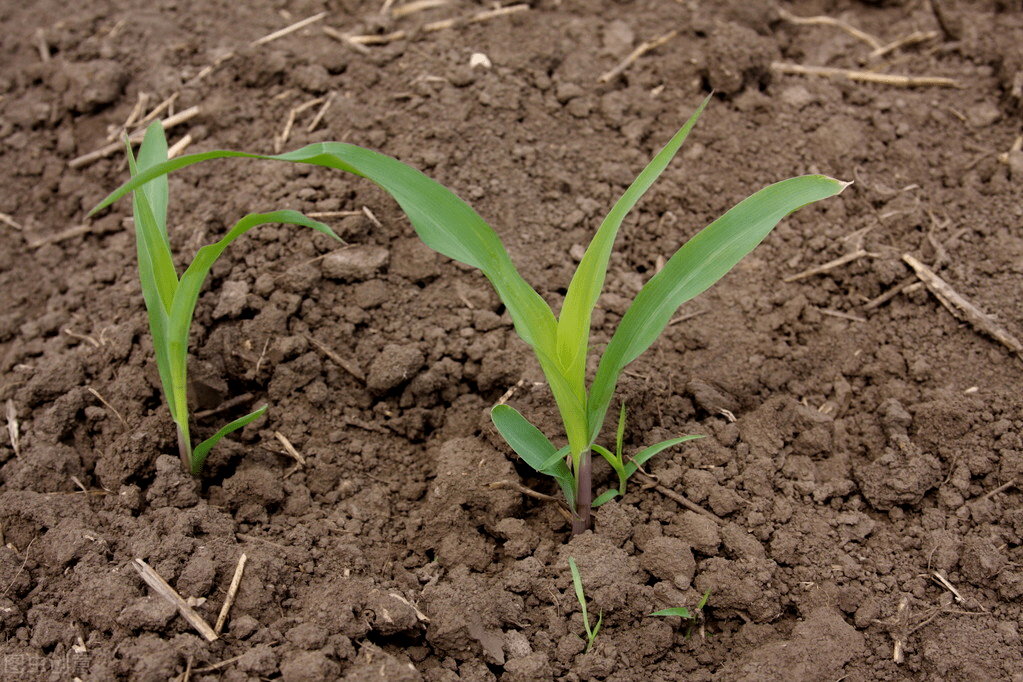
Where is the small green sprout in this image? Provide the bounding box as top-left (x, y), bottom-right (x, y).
top-left (568, 557), bottom-right (602, 653)
top-left (651, 588), bottom-right (711, 619)
top-left (90, 122), bottom-right (341, 475)
top-left (92, 98), bottom-right (848, 524)
top-left (590, 403), bottom-right (702, 506)
top-left (652, 588), bottom-right (710, 638)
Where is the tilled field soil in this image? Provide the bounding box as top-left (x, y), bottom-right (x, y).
top-left (1, 0), bottom-right (1022, 680)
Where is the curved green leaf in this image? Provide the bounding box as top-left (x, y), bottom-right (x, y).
top-left (592, 489), bottom-right (620, 507)
top-left (587, 175), bottom-right (850, 440)
top-left (491, 404), bottom-right (575, 508)
top-left (92, 138), bottom-right (558, 359)
top-left (190, 404), bottom-right (268, 475)
top-left (557, 96), bottom-right (709, 393)
top-left (624, 434), bottom-right (703, 477)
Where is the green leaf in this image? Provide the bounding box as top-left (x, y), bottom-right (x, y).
top-left (135, 122), bottom-right (170, 242)
top-left (168, 209), bottom-right (334, 352)
top-left (591, 443), bottom-right (626, 495)
top-left (624, 435), bottom-right (703, 477)
top-left (92, 144), bottom-right (558, 359)
top-left (190, 404), bottom-right (268, 475)
top-left (556, 96), bottom-right (710, 408)
top-left (588, 174), bottom-right (850, 441)
top-left (127, 140), bottom-right (182, 430)
top-left (538, 444), bottom-right (573, 472)
top-left (159, 210), bottom-right (333, 447)
top-left (129, 130), bottom-right (178, 316)
top-left (651, 607), bottom-right (693, 618)
top-left (615, 403), bottom-right (626, 459)
top-left (491, 404), bottom-right (576, 508)
top-left (592, 489), bottom-right (619, 507)
top-left (569, 556), bottom-right (601, 652)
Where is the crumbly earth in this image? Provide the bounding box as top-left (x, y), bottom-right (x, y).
top-left (2, 0), bottom-right (1022, 680)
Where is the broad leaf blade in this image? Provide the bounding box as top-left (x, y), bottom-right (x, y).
top-left (128, 133), bottom-right (178, 315)
top-left (592, 489), bottom-right (619, 507)
top-left (491, 404), bottom-right (576, 508)
top-left (533, 347), bottom-right (589, 458)
top-left (190, 404), bottom-right (268, 475)
top-left (91, 144), bottom-right (559, 359)
top-left (588, 175), bottom-right (850, 440)
top-left (556, 96), bottom-right (710, 389)
top-left (126, 144), bottom-right (182, 427)
top-left (135, 122), bottom-right (170, 242)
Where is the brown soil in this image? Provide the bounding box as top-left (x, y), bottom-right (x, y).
top-left (2, 0), bottom-right (1023, 679)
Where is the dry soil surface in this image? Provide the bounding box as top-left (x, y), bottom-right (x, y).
top-left (1, 0), bottom-right (1023, 680)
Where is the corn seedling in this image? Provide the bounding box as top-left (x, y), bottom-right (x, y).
top-left (590, 403), bottom-right (702, 507)
top-left (652, 588), bottom-right (711, 619)
top-left (652, 588), bottom-right (711, 638)
top-left (90, 122), bottom-right (341, 475)
top-left (569, 557), bottom-right (602, 653)
top-left (92, 98), bottom-right (848, 529)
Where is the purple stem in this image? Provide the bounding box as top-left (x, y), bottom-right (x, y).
top-left (177, 425), bottom-right (191, 473)
top-left (572, 449), bottom-right (593, 536)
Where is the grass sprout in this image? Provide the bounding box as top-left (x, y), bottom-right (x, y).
top-left (91, 122), bottom-right (341, 475)
top-left (569, 557), bottom-right (602, 653)
top-left (652, 588), bottom-right (711, 637)
top-left (651, 588), bottom-right (711, 620)
top-left (92, 99), bottom-right (848, 525)
top-left (589, 403), bottom-right (702, 506)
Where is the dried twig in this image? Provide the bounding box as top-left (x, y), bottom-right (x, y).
top-left (306, 335), bottom-right (366, 382)
top-left (214, 553), bottom-right (246, 635)
top-left (87, 387), bottom-right (128, 428)
top-left (274, 97), bottom-right (326, 153)
top-left (137, 93), bottom-right (180, 129)
top-left (107, 91), bottom-right (151, 143)
top-left (306, 92), bottom-right (335, 133)
top-left (68, 106), bottom-right (201, 169)
top-left (816, 307), bottom-right (866, 323)
top-left (931, 571), bottom-right (967, 605)
top-left (784, 249), bottom-right (872, 283)
top-left (902, 253), bottom-right (1023, 359)
top-left (0, 212), bottom-right (23, 231)
top-left (193, 393), bottom-right (257, 420)
top-left (484, 479), bottom-right (562, 503)
top-left (5, 400), bottom-right (20, 459)
top-left (329, 4), bottom-right (529, 46)
top-left (778, 8), bottom-right (883, 51)
top-left (274, 431), bottom-right (306, 478)
top-left (772, 62), bottom-right (958, 88)
top-left (391, 0), bottom-right (450, 19)
top-left (869, 30), bottom-right (940, 60)
top-left (252, 11), bottom-right (328, 47)
top-left (167, 134), bottom-right (193, 158)
top-left (131, 558), bottom-right (218, 642)
top-left (27, 224), bottom-right (93, 249)
top-left (980, 479), bottom-right (1017, 502)
top-left (34, 28), bottom-right (51, 62)
top-left (632, 469), bottom-right (725, 525)
top-left (598, 30), bottom-right (678, 84)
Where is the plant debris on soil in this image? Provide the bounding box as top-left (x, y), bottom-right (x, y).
top-left (1, 0), bottom-right (1022, 680)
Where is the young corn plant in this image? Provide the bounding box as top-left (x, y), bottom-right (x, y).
top-left (91, 122), bottom-right (341, 475)
top-left (569, 557), bottom-right (602, 653)
top-left (652, 588), bottom-right (711, 638)
top-left (93, 97), bottom-right (848, 529)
